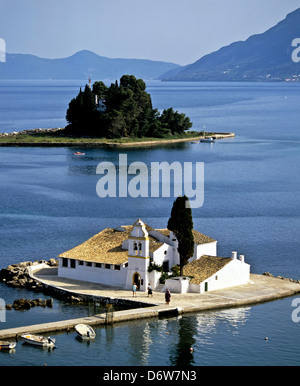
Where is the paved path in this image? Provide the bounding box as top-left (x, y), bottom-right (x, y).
top-left (0, 272), bottom-right (299, 340)
top-left (32, 270), bottom-right (300, 311)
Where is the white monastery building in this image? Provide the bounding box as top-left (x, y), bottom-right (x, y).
top-left (58, 219), bottom-right (250, 294)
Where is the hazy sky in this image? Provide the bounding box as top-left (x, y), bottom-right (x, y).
top-left (0, 0), bottom-right (300, 65)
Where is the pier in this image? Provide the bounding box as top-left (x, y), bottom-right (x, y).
top-left (0, 271), bottom-right (299, 340)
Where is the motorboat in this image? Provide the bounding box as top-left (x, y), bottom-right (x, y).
top-left (200, 137), bottom-right (215, 143)
top-left (21, 333), bottom-right (56, 348)
top-left (0, 341), bottom-right (16, 350)
top-left (75, 324), bottom-right (96, 340)
top-left (73, 152), bottom-right (85, 156)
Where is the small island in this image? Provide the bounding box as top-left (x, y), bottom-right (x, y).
top-left (64, 75), bottom-right (193, 138)
top-left (0, 74), bottom-right (234, 147)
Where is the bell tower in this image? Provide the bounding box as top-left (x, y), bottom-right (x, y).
top-left (126, 219), bottom-right (150, 291)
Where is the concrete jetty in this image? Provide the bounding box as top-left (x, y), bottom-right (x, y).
top-left (0, 270), bottom-right (299, 340)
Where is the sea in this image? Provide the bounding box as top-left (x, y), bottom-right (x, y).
top-left (0, 79), bottom-right (300, 367)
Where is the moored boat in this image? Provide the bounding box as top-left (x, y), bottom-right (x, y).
top-left (75, 324), bottom-right (96, 340)
top-left (73, 152), bottom-right (85, 155)
top-left (21, 333), bottom-right (56, 348)
top-left (200, 137), bottom-right (215, 143)
top-left (0, 341), bottom-right (16, 350)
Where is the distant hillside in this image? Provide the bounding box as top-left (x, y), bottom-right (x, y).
top-left (162, 8), bottom-right (300, 82)
top-left (0, 50), bottom-right (181, 80)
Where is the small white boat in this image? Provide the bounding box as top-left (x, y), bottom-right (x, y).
top-left (200, 137), bottom-right (215, 143)
top-left (21, 333), bottom-right (56, 348)
top-left (75, 324), bottom-right (96, 340)
top-left (0, 341), bottom-right (16, 350)
top-left (73, 152), bottom-right (85, 156)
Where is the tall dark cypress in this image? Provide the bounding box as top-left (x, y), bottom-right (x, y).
top-left (167, 196), bottom-right (194, 275)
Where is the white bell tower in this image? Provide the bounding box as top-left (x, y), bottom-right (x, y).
top-left (126, 219), bottom-right (150, 291)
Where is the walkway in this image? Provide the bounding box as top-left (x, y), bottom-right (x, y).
top-left (0, 271), bottom-right (299, 340)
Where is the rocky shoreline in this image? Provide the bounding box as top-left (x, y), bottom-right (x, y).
top-left (0, 127), bottom-right (64, 137)
top-left (0, 259), bottom-right (58, 290)
top-left (0, 260), bottom-right (87, 309)
top-left (262, 271), bottom-right (300, 284)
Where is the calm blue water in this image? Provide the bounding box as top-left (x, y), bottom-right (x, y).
top-left (0, 80), bottom-right (300, 366)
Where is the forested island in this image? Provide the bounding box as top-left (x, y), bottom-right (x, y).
top-left (63, 75), bottom-right (193, 138)
top-left (0, 74), bottom-right (235, 146)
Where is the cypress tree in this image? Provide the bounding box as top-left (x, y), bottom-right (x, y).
top-left (167, 196), bottom-right (194, 275)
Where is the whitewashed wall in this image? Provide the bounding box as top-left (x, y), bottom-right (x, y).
top-left (194, 258), bottom-right (250, 293)
top-left (164, 276), bottom-right (191, 293)
top-left (190, 241), bottom-right (218, 262)
top-left (58, 258), bottom-right (127, 287)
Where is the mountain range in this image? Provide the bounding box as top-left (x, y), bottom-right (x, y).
top-left (1, 8), bottom-right (300, 82)
top-left (0, 50), bottom-right (180, 80)
top-left (162, 7), bottom-right (300, 82)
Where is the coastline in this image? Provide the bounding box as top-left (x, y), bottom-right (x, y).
top-left (0, 262), bottom-right (299, 339)
top-left (0, 129), bottom-right (235, 148)
top-left (0, 273), bottom-right (299, 340)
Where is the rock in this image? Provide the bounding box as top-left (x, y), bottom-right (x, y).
top-left (7, 280), bottom-right (21, 288)
top-left (17, 261), bottom-right (32, 268)
top-left (263, 272), bottom-right (274, 277)
top-left (46, 298), bottom-right (53, 307)
top-left (39, 299), bottom-right (47, 307)
top-left (11, 297), bottom-right (54, 310)
top-left (18, 278), bottom-right (28, 287)
top-left (48, 258), bottom-right (58, 267)
top-left (67, 295), bottom-right (83, 303)
top-left (13, 298), bottom-right (27, 310)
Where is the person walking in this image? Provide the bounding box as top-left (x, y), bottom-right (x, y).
top-left (132, 283), bottom-right (137, 297)
top-left (165, 288), bottom-right (171, 305)
top-left (147, 283), bottom-right (153, 297)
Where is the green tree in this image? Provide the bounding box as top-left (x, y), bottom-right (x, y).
top-left (65, 85), bottom-right (99, 135)
top-left (159, 108), bottom-right (192, 135)
top-left (104, 109), bottom-right (126, 138)
top-left (65, 88), bottom-right (84, 134)
top-left (167, 196), bottom-right (194, 275)
top-left (92, 81), bottom-right (108, 99)
top-left (64, 75), bottom-right (193, 139)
